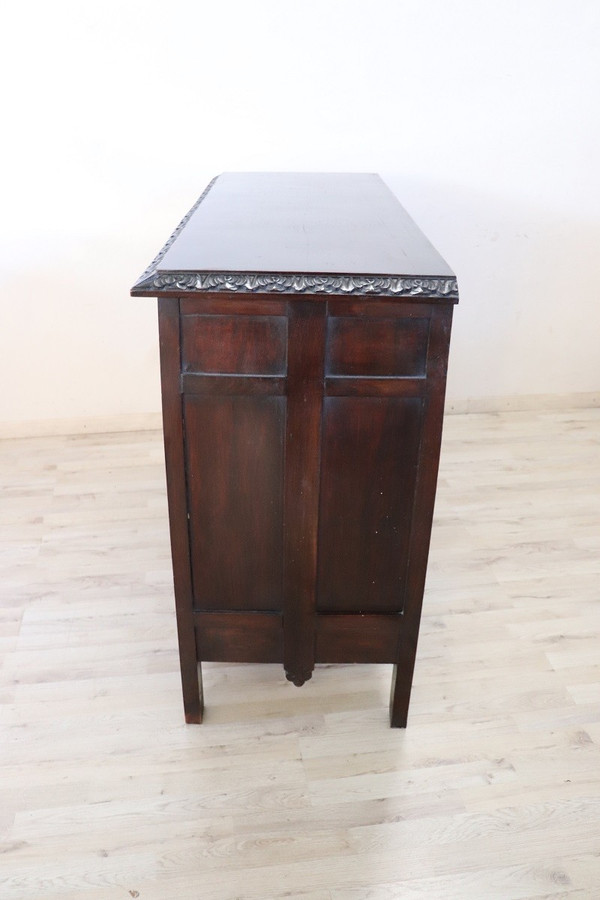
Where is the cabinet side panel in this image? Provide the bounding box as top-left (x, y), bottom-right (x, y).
top-left (316, 396), bottom-right (422, 614)
top-left (184, 394), bottom-right (285, 611)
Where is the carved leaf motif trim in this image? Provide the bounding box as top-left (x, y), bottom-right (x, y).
top-left (132, 178), bottom-right (218, 289)
top-left (135, 270), bottom-right (459, 299)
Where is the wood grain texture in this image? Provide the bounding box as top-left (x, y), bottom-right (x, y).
top-left (184, 393), bottom-right (285, 612)
top-left (182, 314), bottom-right (287, 375)
top-left (1, 407), bottom-right (600, 898)
top-left (194, 612), bottom-right (283, 662)
top-left (315, 614), bottom-right (401, 663)
top-left (316, 396), bottom-right (422, 614)
top-left (326, 316), bottom-right (429, 377)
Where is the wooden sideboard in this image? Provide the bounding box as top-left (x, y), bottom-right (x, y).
top-left (131, 173), bottom-right (459, 727)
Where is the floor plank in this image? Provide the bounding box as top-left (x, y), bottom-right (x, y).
top-left (1, 409), bottom-right (599, 898)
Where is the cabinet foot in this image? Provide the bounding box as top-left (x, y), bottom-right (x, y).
top-left (389, 663), bottom-right (410, 728)
top-left (182, 662), bottom-right (204, 724)
top-left (285, 668), bottom-right (313, 687)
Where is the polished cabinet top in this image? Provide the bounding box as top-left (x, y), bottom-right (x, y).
top-left (131, 173), bottom-right (458, 300)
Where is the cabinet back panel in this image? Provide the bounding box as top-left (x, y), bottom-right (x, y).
top-left (317, 396), bottom-right (422, 613)
top-left (184, 394), bottom-right (285, 611)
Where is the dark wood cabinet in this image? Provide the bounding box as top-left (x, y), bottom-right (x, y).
top-left (131, 173), bottom-right (459, 727)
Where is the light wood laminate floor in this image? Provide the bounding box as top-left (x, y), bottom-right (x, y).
top-left (1, 409), bottom-right (599, 899)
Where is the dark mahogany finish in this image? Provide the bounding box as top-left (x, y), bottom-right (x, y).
top-left (316, 395), bottom-right (422, 614)
top-left (185, 393), bottom-right (285, 612)
top-left (132, 173), bottom-right (458, 727)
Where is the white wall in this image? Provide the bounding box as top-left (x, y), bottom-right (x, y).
top-left (2, 0), bottom-right (599, 434)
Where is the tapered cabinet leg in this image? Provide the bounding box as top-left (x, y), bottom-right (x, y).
top-left (159, 298), bottom-right (205, 724)
top-left (389, 664), bottom-right (410, 728)
top-left (182, 661), bottom-right (204, 724)
top-left (390, 618), bottom-right (422, 727)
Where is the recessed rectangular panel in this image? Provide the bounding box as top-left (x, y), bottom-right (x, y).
top-left (326, 317), bottom-right (429, 377)
top-left (194, 612), bottom-right (283, 662)
top-left (315, 614), bottom-right (402, 663)
top-left (182, 315), bottom-right (287, 375)
top-left (317, 396), bottom-right (423, 614)
top-left (184, 394), bottom-right (285, 611)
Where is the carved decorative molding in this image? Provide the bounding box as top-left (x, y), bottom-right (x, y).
top-left (133, 177), bottom-right (218, 288)
top-left (135, 270), bottom-right (458, 299)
